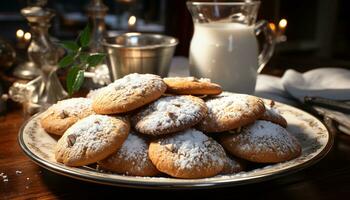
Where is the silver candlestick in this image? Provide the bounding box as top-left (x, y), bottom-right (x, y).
top-left (22, 6), bottom-right (67, 105)
top-left (85, 0), bottom-right (111, 85)
top-left (7, 6), bottom-right (67, 116)
top-left (13, 61), bottom-right (41, 80)
top-left (86, 0), bottom-right (108, 53)
top-left (13, 0), bottom-right (48, 80)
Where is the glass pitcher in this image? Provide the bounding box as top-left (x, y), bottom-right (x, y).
top-left (187, 1), bottom-right (275, 94)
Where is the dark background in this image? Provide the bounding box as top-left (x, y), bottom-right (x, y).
top-left (0, 0), bottom-right (349, 72)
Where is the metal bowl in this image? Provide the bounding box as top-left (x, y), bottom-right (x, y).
top-left (102, 33), bottom-right (178, 80)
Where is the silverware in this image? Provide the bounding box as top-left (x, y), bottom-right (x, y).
top-left (102, 33), bottom-right (178, 81)
top-left (304, 96), bottom-right (350, 135)
top-left (304, 96), bottom-right (350, 114)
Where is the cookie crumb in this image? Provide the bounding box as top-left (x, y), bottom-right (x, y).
top-left (16, 170), bottom-right (22, 175)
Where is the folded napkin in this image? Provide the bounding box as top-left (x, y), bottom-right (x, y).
top-left (255, 75), bottom-right (298, 106)
top-left (281, 68), bottom-right (350, 101)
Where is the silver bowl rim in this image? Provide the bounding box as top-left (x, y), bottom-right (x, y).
top-left (102, 32), bottom-right (179, 50)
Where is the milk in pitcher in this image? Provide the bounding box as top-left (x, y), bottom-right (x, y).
top-left (189, 23), bottom-right (259, 94)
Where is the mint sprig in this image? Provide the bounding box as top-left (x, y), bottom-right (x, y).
top-left (58, 24), bottom-right (106, 96)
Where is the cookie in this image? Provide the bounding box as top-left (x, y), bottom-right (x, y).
top-left (55, 115), bottom-right (130, 166)
top-left (259, 100), bottom-right (287, 127)
top-left (132, 95), bottom-right (208, 136)
top-left (40, 98), bottom-right (95, 135)
top-left (197, 92), bottom-right (266, 133)
top-left (92, 73), bottom-right (167, 114)
top-left (98, 131), bottom-right (160, 177)
top-left (221, 154), bottom-right (245, 175)
top-left (149, 129), bottom-right (226, 179)
top-left (163, 77), bottom-right (222, 95)
top-left (219, 120), bottom-right (301, 163)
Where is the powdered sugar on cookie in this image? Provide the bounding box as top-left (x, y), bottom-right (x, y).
top-left (158, 129), bottom-right (225, 170)
top-left (264, 100), bottom-right (282, 118)
top-left (100, 73), bottom-right (165, 96)
top-left (133, 96), bottom-right (207, 135)
top-left (114, 132), bottom-right (149, 167)
top-left (260, 99), bottom-right (288, 127)
top-left (92, 73), bottom-right (167, 114)
top-left (48, 98), bottom-right (93, 117)
top-left (221, 155), bottom-right (244, 174)
top-left (86, 88), bottom-right (103, 99)
top-left (206, 92), bottom-right (253, 119)
top-left (238, 120), bottom-right (300, 155)
top-left (98, 131), bottom-right (159, 176)
top-left (142, 96), bottom-right (203, 128)
top-left (62, 115), bottom-right (118, 153)
top-left (265, 106), bottom-right (280, 117)
top-left (198, 92), bottom-right (265, 132)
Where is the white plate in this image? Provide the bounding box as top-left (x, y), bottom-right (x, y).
top-left (18, 101), bottom-right (333, 189)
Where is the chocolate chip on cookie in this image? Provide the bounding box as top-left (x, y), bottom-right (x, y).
top-left (40, 98), bottom-right (95, 135)
top-left (92, 73), bottom-right (167, 114)
top-left (132, 95), bottom-right (208, 136)
top-left (55, 115), bottom-right (130, 166)
top-left (197, 92), bottom-right (266, 133)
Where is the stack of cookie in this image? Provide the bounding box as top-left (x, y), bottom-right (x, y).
top-left (40, 73), bottom-right (301, 179)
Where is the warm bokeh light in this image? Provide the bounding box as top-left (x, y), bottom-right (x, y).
top-left (269, 22), bottom-right (276, 32)
top-left (279, 19), bottom-right (288, 28)
top-left (24, 32), bottom-right (31, 41)
top-left (16, 29), bottom-right (24, 38)
top-left (128, 15), bottom-right (137, 26)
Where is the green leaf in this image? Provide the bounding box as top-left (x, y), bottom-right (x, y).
top-left (87, 54), bottom-right (106, 67)
top-left (79, 52), bottom-right (89, 63)
top-left (61, 41), bottom-right (79, 52)
top-left (72, 70), bottom-right (85, 93)
top-left (66, 65), bottom-right (80, 95)
top-left (79, 25), bottom-right (91, 47)
top-left (58, 54), bottom-right (76, 68)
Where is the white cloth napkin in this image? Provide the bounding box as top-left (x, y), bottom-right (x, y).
top-left (281, 68), bottom-right (350, 101)
top-left (254, 74), bottom-right (298, 106)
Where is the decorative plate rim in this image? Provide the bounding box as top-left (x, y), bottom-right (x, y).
top-left (18, 102), bottom-right (334, 189)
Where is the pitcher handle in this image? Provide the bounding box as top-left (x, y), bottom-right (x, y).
top-left (255, 20), bottom-right (276, 73)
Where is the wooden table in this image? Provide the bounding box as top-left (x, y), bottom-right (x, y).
top-left (1, 108), bottom-right (350, 199)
